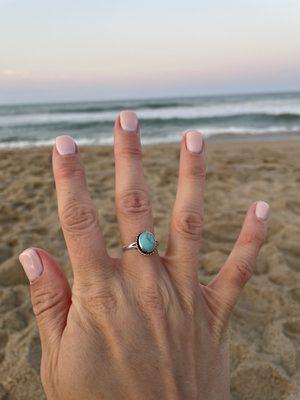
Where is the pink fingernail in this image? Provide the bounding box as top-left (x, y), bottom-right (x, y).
top-left (185, 130), bottom-right (203, 153)
top-left (56, 135), bottom-right (76, 155)
top-left (120, 111), bottom-right (138, 132)
top-left (255, 201), bottom-right (270, 221)
top-left (19, 249), bottom-right (43, 283)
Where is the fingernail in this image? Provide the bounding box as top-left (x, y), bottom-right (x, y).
top-left (120, 111), bottom-right (138, 132)
top-left (56, 135), bottom-right (76, 155)
top-left (185, 130), bottom-right (203, 153)
top-left (255, 201), bottom-right (270, 221)
top-left (19, 249), bottom-right (43, 283)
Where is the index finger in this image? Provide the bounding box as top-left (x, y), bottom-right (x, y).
top-left (52, 135), bottom-right (112, 286)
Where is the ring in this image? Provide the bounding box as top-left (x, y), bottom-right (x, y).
top-left (122, 231), bottom-right (159, 256)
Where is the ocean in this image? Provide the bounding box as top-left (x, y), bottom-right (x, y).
top-left (0, 92), bottom-right (299, 148)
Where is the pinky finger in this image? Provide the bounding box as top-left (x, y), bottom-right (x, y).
top-left (208, 201), bottom-right (270, 312)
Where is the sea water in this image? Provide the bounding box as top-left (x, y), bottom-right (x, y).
top-left (0, 92), bottom-right (299, 148)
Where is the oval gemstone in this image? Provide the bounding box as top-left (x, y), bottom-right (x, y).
top-left (137, 231), bottom-right (156, 254)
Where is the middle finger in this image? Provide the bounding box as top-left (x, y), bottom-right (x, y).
top-left (114, 111), bottom-right (158, 265)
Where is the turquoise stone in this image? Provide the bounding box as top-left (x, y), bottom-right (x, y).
top-left (138, 231), bottom-right (156, 254)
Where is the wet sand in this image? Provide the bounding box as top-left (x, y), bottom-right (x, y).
top-left (0, 140), bottom-right (300, 399)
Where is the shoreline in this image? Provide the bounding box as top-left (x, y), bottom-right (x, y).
top-left (0, 131), bottom-right (299, 151)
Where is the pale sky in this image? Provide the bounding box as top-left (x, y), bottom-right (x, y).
top-left (0, 0), bottom-right (299, 104)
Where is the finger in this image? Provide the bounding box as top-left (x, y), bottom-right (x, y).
top-left (19, 248), bottom-right (71, 350)
top-left (165, 130), bottom-right (205, 280)
top-left (52, 135), bottom-right (112, 286)
top-left (114, 111), bottom-right (157, 261)
top-left (209, 201), bottom-right (270, 312)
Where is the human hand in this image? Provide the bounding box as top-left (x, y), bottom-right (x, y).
top-left (19, 111), bottom-right (269, 400)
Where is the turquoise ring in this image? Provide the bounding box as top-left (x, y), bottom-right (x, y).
top-left (122, 231), bottom-right (159, 256)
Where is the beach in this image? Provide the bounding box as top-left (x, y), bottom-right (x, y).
top-left (0, 139), bottom-right (300, 399)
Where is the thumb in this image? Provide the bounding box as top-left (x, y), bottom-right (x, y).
top-left (19, 248), bottom-right (71, 348)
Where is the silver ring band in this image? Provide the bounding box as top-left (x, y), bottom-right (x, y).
top-left (122, 242), bottom-right (138, 250)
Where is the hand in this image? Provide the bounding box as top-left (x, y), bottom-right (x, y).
top-left (19, 111), bottom-right (269, 400)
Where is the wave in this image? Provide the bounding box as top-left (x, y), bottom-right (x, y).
top-left (0, 126), bottom-right (299, 149)
top-left (1, 93), bottom-right (300, 148)
top-left (0, 100), bottom-right (191, 117)
top-left (1, 92), bottom-right (300, 119)
top-left (1, 112), bottom-right (300, 129)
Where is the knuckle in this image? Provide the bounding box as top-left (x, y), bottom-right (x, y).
top-left (179, 288), bottom-right (197, 316)
top-left (88, 290), bottom-right (118, 316)
top-left (174, 210), bottom-right (203, 241)
top-left (239, 228), bottom-right (266, 247)
top-left (75, 285), bottom-right (119, 317)
top-left (32, 286), bottom-right (65, 319)
top-left (115, 144), bottom-right (142, 160)
top-left (187, 161), bottom-right (206, 180)
top-left (60, 202), bottom-right (99, 234)
top-left (55, 158), bottom-right (85, 182)
top-left (137, 285), bottom-right (167, 317)
top-left (234, 258), bottom-right (254, 286)
top-left (117, 189), bottom-right (150, 217)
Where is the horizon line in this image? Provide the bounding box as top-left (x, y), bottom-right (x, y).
top-left (0, 88), bottom-right (300, 107)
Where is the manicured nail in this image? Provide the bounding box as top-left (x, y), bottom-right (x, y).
top-left (120, 111), bottom-right (138, 132)
top-left (185, 130), bottom-right (203, 153)
top-left (55, 135), bottom-right (76, 155)
top-left (255, 201), bottom-right (270, 221)
top-left (19, 249), bottom-right (43, 283)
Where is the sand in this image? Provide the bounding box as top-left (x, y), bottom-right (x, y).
top-left (0, 140), bottom-right (300, 399)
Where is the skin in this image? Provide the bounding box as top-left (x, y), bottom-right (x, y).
top-left (25, 113), bottom-right (268, 399)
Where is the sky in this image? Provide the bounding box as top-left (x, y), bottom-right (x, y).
top-left (0, 0), bottom-right (299, 104)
